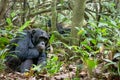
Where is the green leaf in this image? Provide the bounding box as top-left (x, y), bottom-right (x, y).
top-left (103, 59), bottom-right (116, 65)
top-left (49, 34), bottom-right (55, 44)
top-left (0, 49), bottom-right (8, 59)
top-left (78, 30), bottom-right (84, 35)
top-left (19, 21), bottom-right (30, 31)
top-left (110, 20), bottom-right (117, 26)
top-left (52, 56), bottom-right (58, 61)
top-left (6, 18), bottom-right (12, 25)
top-left (91, 39), bottom-right (97, 45)
top-left (113, 53), bottom-right (120, 59)
top-left (84, 44), bottom-right (92, 51)
top-left (85, 58), bottom-right (97, 72)
top-left (63, 43), bottom-right (72, 50)
top-left (11, 12), bottom-right (16, 18)
top-left (0, 37), bottom-right (9, 44)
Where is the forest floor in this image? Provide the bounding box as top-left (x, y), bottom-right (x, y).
top-left (0, 62), bottom-right (120, 80)
top-left (0, 62), bottom-right (95, 80)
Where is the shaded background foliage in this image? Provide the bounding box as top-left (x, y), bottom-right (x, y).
top-left (0, 0), bottom-right (120, 80)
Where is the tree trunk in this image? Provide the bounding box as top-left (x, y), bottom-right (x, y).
top-left (22, 0), bottom-right (27, 24)
top-left (71, 0), bottom-right (86, 45)
top-left (115, 0), bottom-right (120, 15)
top-left (0, 0), bottom-right (8, 21)
top-left (51, 0), bottom-right (57, 31)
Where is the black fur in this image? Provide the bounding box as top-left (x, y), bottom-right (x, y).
top-left (5, 29), bottom-right (49, 73)
top-left (46, 20), bottom-right (71, 34)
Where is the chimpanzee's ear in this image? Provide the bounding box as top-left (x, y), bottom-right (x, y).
top-left (32, 29), bottom-right (36, 35)
top-left (30, 29), bottom-right (36, 38)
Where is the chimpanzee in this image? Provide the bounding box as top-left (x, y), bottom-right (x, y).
top-left (5, 29), bottom-right (49, 73)
top-left (46, 20), bottom-right (71, 34)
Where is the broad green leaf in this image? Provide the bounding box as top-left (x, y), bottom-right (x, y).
top-left (91, 39), bottom-right (97, 45)
top-left (49, 34), bottom-right (55, 44)
top-left (52, 56), bottom-right (58, 61)
top-left (78, 30), bottom-right (84, 35)
top-left (6, 18), bottom-right (12, 25)
top-left (0, 37), bottom-right (9, 44)
top-left (85, 58), bottom-right (97, 72)
top-left (103, 59), bottom-right (116, 65)
top-left (113, 53), bottom-right (120, 59)
top-left (19, 21), bottom-right (30, 31)
top-left (11, 12), bottom-right (16, 18)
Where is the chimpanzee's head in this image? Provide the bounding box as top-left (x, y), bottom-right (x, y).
top-left (30, 29), bottom-right (49, 52)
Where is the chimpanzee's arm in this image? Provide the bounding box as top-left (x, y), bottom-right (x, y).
top-left (27, 48), bottom-right (40, 59)
top-left (15, 46), bottom-right (39, 59)
top-left (15, 35), bottom-right (39, 59)
top-left (37, 52), bottom-right (47, 67)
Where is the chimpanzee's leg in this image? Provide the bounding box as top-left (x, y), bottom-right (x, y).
top-left (5, 56), bottom-right (21, 71)
top-left (20, 59), bottom-right (33, 73)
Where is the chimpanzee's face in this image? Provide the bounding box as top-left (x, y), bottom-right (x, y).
top-left (31, 29), bottom-right (49, 52)
top-left (36, 37), bottom-right (48, 52)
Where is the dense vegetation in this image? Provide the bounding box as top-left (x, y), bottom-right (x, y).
top-left (0, 0), bottom-right (120, 80)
